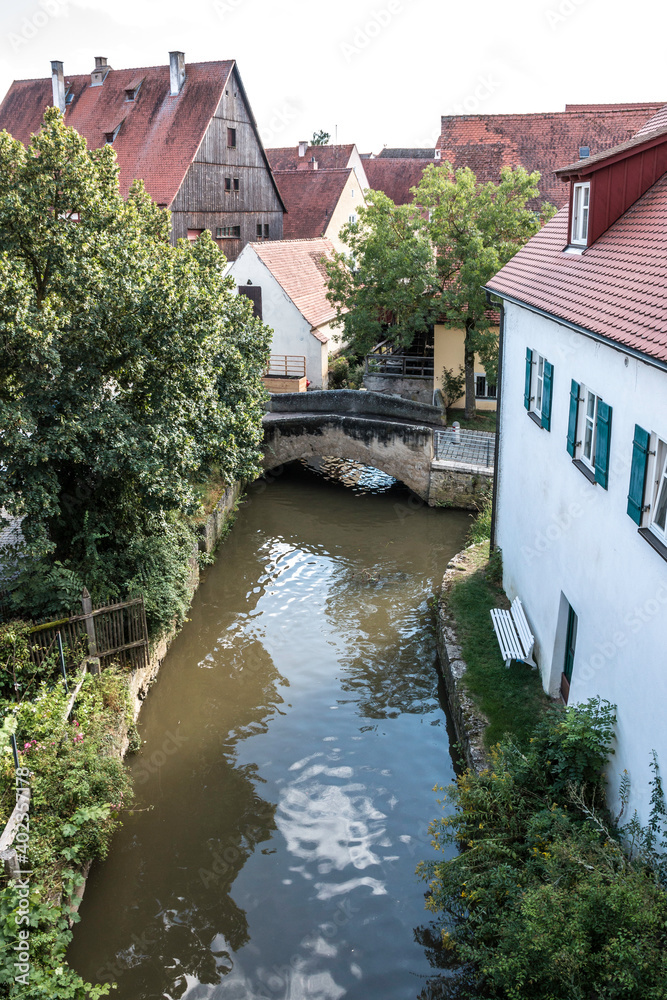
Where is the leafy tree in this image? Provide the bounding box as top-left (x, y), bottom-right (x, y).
top-left (0, 108), bottom-right (271, 632)
top-left (326, 164), bottom-right (555, 417)
top-left (325, 190), bottom-right (437, 357)
top-left (311, 130), bottom-right (330, 145)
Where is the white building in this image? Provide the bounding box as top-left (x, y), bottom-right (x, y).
top-left (228, 237), bottom-right (343, 388)
top-left (486, 109), bottom-right (667, 825)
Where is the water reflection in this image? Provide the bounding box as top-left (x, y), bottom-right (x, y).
top-left (70, 464), bottom-right (469, 999)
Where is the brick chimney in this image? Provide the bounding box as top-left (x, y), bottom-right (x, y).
top-left (298, 140), bottom-right (308, 157)
top-left (169, 51), bottom-right (186, 96)
top-left (91, 56), bottom-right (111, 87)
top-left (51, 60), bottom-right (65, 112)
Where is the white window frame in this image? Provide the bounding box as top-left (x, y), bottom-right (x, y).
top-left (578, 383), bottom-right (599, 470)
top-left (529, 352), bottom-right (547, 419)
top-left (648, 435), bottom-right (667, 543)
top-left (475, 372), bottom-right (496, 400)
top-left (571, 182), bottom-right (590, 246)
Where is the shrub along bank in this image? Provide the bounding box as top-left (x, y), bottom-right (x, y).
top-left (0, 622), bottom-right (135, 998)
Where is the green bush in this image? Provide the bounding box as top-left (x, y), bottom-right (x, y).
top-left (467, 489), bottom-right (492, 545)
top-left (418, 699), bottom-right (667, 999)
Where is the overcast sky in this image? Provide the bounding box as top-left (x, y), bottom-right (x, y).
top-left (0, 0), bottom-right (665, 154)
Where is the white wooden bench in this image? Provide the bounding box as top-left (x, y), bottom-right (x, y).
top-left (490, 597), bottom-right (536, 668)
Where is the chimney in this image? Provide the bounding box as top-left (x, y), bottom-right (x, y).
top-left (169, 51), bottom-right (186, 96)
top-left (298, 140), bottom-right (308, 157)
top-left (51, 60), bottom-right (66, 112)
top-left (310, 156), bottom-right (318, 170)
top-left (91, 56), bottom-right (111, 87)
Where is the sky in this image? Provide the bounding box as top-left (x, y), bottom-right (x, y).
top-left (0, 0), bottom-right (666, 154)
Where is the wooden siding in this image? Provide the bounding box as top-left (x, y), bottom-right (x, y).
top-left (587, 142), bottom-right (667, 243)
top-left (170, 65), bottom-right (284, 256)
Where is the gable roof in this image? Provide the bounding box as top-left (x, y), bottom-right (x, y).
top-left (0, 59), bottom-right (285, 211)
top-left (249, 237), bottom-right (339, 332)
top-left (486, 174), bottom-right (667, 365)
top-left (364, 157), bottom-right (438, 204)
top-left (266, 144), bottom-right (355, 172)
top-left (376, 148), bottom-right (436, 159)
top-left (436, 104), bottom-right (665, 209)
top-left (273, 168), bottom-right (351, 240)
top-left (555, 122), bottom-right (667, 177)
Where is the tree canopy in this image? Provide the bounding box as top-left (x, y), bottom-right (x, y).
top-left (311, 130), bottom-right (331, 145)
top-left (0, 108), bottom-right (271, 630)
top-left (326, 163), bottom-right (555, 415)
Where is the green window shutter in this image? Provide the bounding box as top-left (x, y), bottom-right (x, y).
top-left (524, 348), bottom-right (532, 410)
top-left (594, 401), bottom-right (612, 489)
top-left (566, 380), bottom-right (580, 457)
top-left (541, 361), bottom-right (554, 431)
top-left (627, 424), bottom-right (651, 525)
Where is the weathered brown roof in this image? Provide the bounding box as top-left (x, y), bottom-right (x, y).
top-left (0, 59), bottom-right (284, 210)
top-left (274, 168), bottom-right (351, 239)
top-left (266, 144), bottom-right (355, 172)
top-left (486, 174), bottom-right (667, 365)
top-left (436, 105), bottom-right (665, 208)
top-left (251, 237), bottom-right (339, 332)
top-left (377, 148), bottom-right (436, 159)
top-left (364, 157), bottom-right (438, 204)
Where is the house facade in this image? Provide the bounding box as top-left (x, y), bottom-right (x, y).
top-left (228, 238), bottom-right (343, 388)
top-left (486, 118), bottom-right (667, 826)
top-left (0, 53), bottom-right (285, 260)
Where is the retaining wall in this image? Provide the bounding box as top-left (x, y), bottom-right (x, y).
top-left (362, 374), bottom-right (434, 406)
top-left (266, 389), bottom-right (444, 426)
top-left (428, 462), bottom-right (493, 510)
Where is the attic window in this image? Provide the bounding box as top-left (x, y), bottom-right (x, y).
top-left (227, 127), bottom-right (237, 148)
top-left (104, 122), bottom-right (123, 144)
top-left (124, 79), bottom-right (142, 101)
top-left (571, 182), bottom-right (590, 246)
top-left (65, 88), bottom-right (74, 105)
top-left (217, 226), bottom-right (241, 238)
top-left (579, 145), bottom-right (590, 158)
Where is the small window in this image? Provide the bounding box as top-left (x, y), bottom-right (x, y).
top-left (351, 188), bottom-right (354, 198)
top-left (216, 226), bottom-right (240, 239)
top-left (65, 88), bottom-right (74, 105)
top-left (104, 122), bottom-right (123, 145)
top-left (227, 127), bottom-right (237, 148)
top-left (650, 438), bottom-right (667, 542)
top-left (523, 348), bottom-right (553, 430)
top-left (475, 374), bottom-right (496, 399)
top-left (566, 380), bottom-right (612, 488)
top-left (348, 213), bottom-right (357, 224)
top-left (233, 178), bottom-right (240, 191)
top-left (225, 177), bottom-right (231, 192)
top-left (256, 223), bottom-right (262, 239)
top-left (187, 228), bottom-right (204, 241)
top-left (578, 146), bottom-right (590, 159)
top-left (627, 426), bottom-right (667, 559)
top-left (571, 182), bottom-right (590, 245)
top-left (263, 223), bottom-right (269, 238)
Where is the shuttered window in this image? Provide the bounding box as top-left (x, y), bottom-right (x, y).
top-left (594, 400), bottom-right (612, 489)
top-left (524, 348), bottom-right (532, 410)
top-left (541, 361), bottom-right (553, 431)
top-left (627, 425), bottom-right (650, 525)
top-left (525, 348), bottom-right (553, 430)
top-left (566, 380), bottom-right (580, 457)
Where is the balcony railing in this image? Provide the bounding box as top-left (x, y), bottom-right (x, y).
top-left (265, 355), bottom-right (306, 378)
top-left (365, 353), bottom-right (434, 378)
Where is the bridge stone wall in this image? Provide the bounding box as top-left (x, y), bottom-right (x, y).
top-left (266, 389), bottom-right (444, 426)
top-left (263, 413), bottom-right (435, 499)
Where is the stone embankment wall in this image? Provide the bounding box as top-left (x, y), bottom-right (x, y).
top-left (435, 544), bottom-right (489, 772)
top-left (429, 463), bottom-right (493, 509)
top-left (126, 481), bottom-right (242, 719)
top-left (363, 374), bottom-right (434, 405)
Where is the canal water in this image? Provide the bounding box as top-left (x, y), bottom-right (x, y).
top-left (69, 461), bottom-right (470, 1000)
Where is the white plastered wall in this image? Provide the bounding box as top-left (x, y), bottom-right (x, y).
top-left (496, 299), bottom-right (667, 826)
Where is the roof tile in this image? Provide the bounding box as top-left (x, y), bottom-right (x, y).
top-left (251, 237), bottom-right (340, 331)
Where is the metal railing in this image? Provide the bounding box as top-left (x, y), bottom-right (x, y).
top-left (365, 353), bottom-right (434, 378)
top-left (265, 355), bottom-right (306, 378)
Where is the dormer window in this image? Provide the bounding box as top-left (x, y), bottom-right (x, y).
top-left (104, 121), bottom-right (123, 144)
top-left (571, 182), bottom-right (590, 246)
top-left (124, 78), bottom-right (143, 102)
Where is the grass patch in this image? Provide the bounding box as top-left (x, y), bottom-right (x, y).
top-left (447, 407), bottom-right (497, 433)
top-left (448, 542), bottom-right (550, 747)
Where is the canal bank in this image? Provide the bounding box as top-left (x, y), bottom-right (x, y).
top-left (69, 462), bottom-right (472, 999)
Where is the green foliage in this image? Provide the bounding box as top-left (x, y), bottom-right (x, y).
top-left (0, 108), bottom-right (271, 636)
top-left (0, 670), bottom-right (133, 996)
top-left (441, 366), bottom-right (466, 409)
top-left (326, 164), bottom-right (555, 417)
top-left (419, 702), bottom-right (667, 1000)
top-left (327, 356), bottom-right (364, 390)
top-left (467, 489), bottom-right (492, 545)
top-left (311, 130), bottom-right (330, 145)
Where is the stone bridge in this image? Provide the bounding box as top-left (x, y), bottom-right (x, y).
top-left (262, 391), bottom-right (494, 508)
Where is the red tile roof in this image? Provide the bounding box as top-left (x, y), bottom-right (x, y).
top-left (555, 122), bottom-right (667, 177)
top-left (486, 175), bottom-right (667, 364)
top-left (364, 157), bottom-right (438, 205)
top-left (266, 144), bottom-right (355, 172)
top-left (0, 60), bottom-right (233, 205)
top-left (436, 105), bottom-right (665, 209)
top-left (251, 237), bottom-right (339, 332)
top-left (273, 168), bottom-right (351, 240)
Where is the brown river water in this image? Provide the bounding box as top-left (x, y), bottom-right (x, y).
top-left (69, 460), bottom-right (471, 1000)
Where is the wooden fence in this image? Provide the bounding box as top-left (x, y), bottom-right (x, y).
top-left (265, 354), bottom-right (307, 378)
top-left (28, 590), bottom-right (149, 673)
